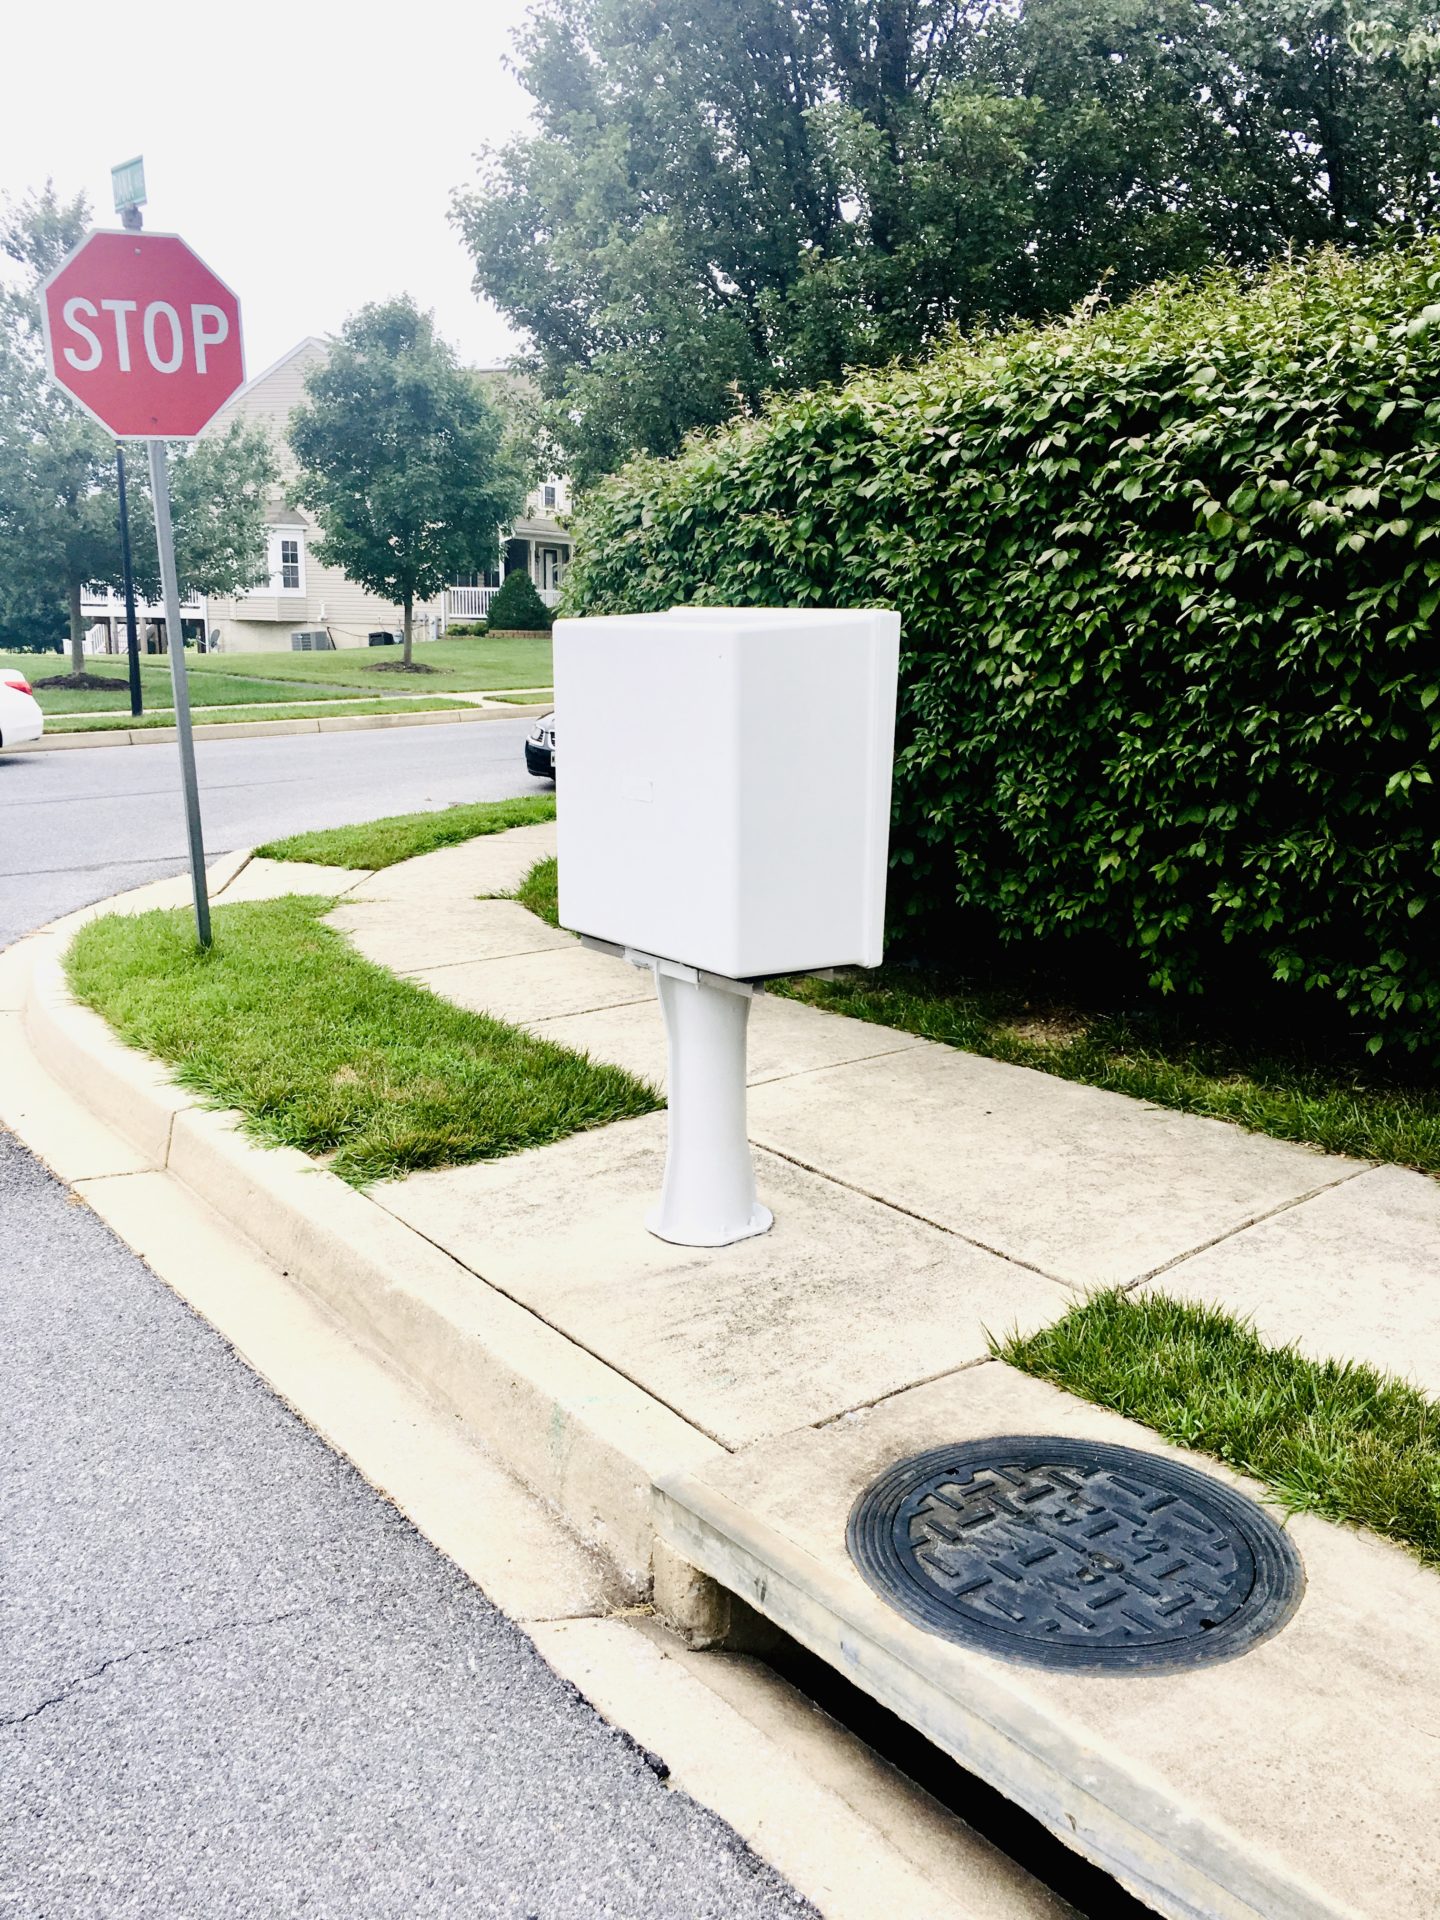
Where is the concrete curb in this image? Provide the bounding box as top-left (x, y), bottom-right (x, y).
top-left (23, 923), bottom-right (718, 1594)
top-left (13, 703), bottom-right (546, 752)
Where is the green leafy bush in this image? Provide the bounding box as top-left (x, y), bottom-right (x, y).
top-left (566, 243), bottom-right (1440, 1060)
top-left (444, 619), bottom-right (489, 637)
top-left (486, 570), bottom-right (553, 632)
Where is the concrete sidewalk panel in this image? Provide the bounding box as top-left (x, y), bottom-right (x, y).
top-left (345, 819), bottom-right (557, 904)
top-left (330, 896), bottom-right (574, 973)
top-left (214, 857), bottom-right (370, 903)
top-left (657, 1363), bottom-right (1438, 1920)
top-left (411, 943), bottom-right (654, 1025)
top-left (1148, 1163), bottom-right (1440, 1394)
top-left (529, 990), bottom-right (927, 1095)
top-left (374, 1114), bottom-right (1067, 1448)
top-left (747, 1046), bottom-right (1353, 1287)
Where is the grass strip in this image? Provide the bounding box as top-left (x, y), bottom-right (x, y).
top-left (65, 895), bottom-right (659, 1187)
top-left (514, 853), bottom-right (560, 923)
top-left (487, 689), bottom-right (553, 705)
top-left (49, 697), bottom-right (473, 733)
top-left (996, 1290), bottom-right (1440, 1565)
top-left (259, 795), bottom-right (556, 871)
top-left (776, 965), bottom-right (1440, 1178)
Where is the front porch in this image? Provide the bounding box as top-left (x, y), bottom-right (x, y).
top-left (446, 525), bottom-right (568, 626)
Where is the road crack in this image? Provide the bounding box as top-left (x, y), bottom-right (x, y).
top-left (1, 1606), bottom-right (313, 1730)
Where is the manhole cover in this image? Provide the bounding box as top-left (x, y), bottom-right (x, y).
top-left (848, 1436), bottom-right (1303, 1671)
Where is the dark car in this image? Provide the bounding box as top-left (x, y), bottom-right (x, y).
top-left (525, 709), bottom-right (555, 778)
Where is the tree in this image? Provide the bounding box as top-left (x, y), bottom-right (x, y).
top-left (452, 0), bottom-right (1440, 487)
top-left (485, 568), bottom-right (553, 632)
top-left (289, 298), bottom-right (524, 667)
top-left (0, 184), bottom-right (274, 674)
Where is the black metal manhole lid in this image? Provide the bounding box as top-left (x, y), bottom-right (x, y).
top-left (848, 1436), bottom-right (1303, 1672)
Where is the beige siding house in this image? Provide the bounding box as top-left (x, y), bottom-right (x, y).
top-left (200, 339), bottom-right (572, 655)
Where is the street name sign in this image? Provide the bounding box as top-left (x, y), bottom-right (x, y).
top-left (40, 230), bottom-right (244, 439)
top-left (111, 154), bottom-right (146, 214)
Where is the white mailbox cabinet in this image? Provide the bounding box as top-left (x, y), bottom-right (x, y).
top-left (554, 605), bottom-right (900, 980)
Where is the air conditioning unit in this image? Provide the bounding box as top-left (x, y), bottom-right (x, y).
top-left (290, 629), bottom-right (333, 652)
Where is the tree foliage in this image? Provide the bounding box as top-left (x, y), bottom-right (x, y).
top-left (454, 0), bottom-right (1440, 486)
top-left (0, 183), bottom-right (273, 668)
top-left (564, 239), bottom-right (1440, 1062)
top-left (289, 298), bottom-right (524, 666)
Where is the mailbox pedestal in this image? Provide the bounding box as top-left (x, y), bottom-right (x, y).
top-left (650, 967), bottom-right (771, 1246)
top-left (557, 604), bottom-right (900, 1248)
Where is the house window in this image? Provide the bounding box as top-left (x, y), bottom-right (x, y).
top-left (265, 528), bottom-right (305, 596)
top-left (542, 484), bottom-right (557, 510)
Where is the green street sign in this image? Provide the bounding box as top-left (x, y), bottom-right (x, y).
top-left (111, 155), bottom-right (146, 213)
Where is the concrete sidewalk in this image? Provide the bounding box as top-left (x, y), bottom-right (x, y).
top-left (10, 821), bottom-right (1439, 1920)
top-left (338, 819), bottom-right (1440, 1404)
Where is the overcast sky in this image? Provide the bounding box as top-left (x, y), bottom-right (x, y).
top-left (3, 0), bottom-right (539, 377)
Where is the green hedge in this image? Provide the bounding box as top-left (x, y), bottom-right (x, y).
top-left (566, 243), bottom-right (1440, 1061)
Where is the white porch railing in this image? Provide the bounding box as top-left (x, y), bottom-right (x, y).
top-left (447, 586), bottom-right (498, 619)
top-left (445, 584), bottom-right (562, 622)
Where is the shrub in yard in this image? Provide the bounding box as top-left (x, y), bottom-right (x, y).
top-left (565, 242), bottom-right (1440, 1061)
top-left (485, 570), bottom-right (553, 632)
top-left (444, 619), bottom-right (489, 637)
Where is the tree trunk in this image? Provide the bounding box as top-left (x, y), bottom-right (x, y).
top-left (68, 577), bottom-right (84, 676)
top-left (402, 592), bottom-right (413, 668)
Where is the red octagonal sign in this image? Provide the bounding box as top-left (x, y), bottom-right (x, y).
top-left (41, 230), bottom-right (245, 439)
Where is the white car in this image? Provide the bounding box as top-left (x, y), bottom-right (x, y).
top-left (0, 667), bottom-right (44, 750)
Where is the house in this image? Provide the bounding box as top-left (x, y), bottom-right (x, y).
top-left (194, 339), bottom-right (571, 656)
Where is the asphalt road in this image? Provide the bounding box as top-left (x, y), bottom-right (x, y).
top-left (0, 718), bottom-right (554, 947)
top-left (0, 722), bottom-right (815, 1920)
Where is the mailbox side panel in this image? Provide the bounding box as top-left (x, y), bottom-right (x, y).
top-left (728, 610), bottom-right (900, 977)
top-left (554, 616), bottom-right (742, 966)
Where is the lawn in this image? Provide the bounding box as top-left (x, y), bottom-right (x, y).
top-left (65, 895), bottom-right (659, 1187)
top-left (258, 794), bottom-right (556, 870)
top-left (0, 653), bottom-right (360, 714)
top-left (48, 697), bottom-right (474, 732)
top-left (188, 634), bottom-right (553, 693)
top-left (997, 1290), bottom-right (1440, 1567)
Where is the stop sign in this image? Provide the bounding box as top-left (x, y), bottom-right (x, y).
top-left (40, 230), bottom-right (244, 438)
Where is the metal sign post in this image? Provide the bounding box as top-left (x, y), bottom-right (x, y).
top-left (115, 447), bottom-right (143, 718)
top-left (39, 199), bottom-right (244, 954)
top-left (147, 440), bottom-right (210, 946)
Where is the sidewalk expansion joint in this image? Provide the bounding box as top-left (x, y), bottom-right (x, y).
top-left (1128, 1160), bottom-right (1378, 1290)
top-left (360, 1191), bottom-right (731, 1448)
top-left (745, 1041), bottom-right (921, 1091)
top-left (396, 943), bottom-right (572, 975)
top-left (209, 850), bottom-right (254, 896)
top-left (525, 995), bottom-right (658, 1022)
top-left (1, 1606), bottom-right (315, 1731)
top-left (749, 1139), bottom-right (1074, 1290)
top-left (812, 1352), bottom-right (998, 1430)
